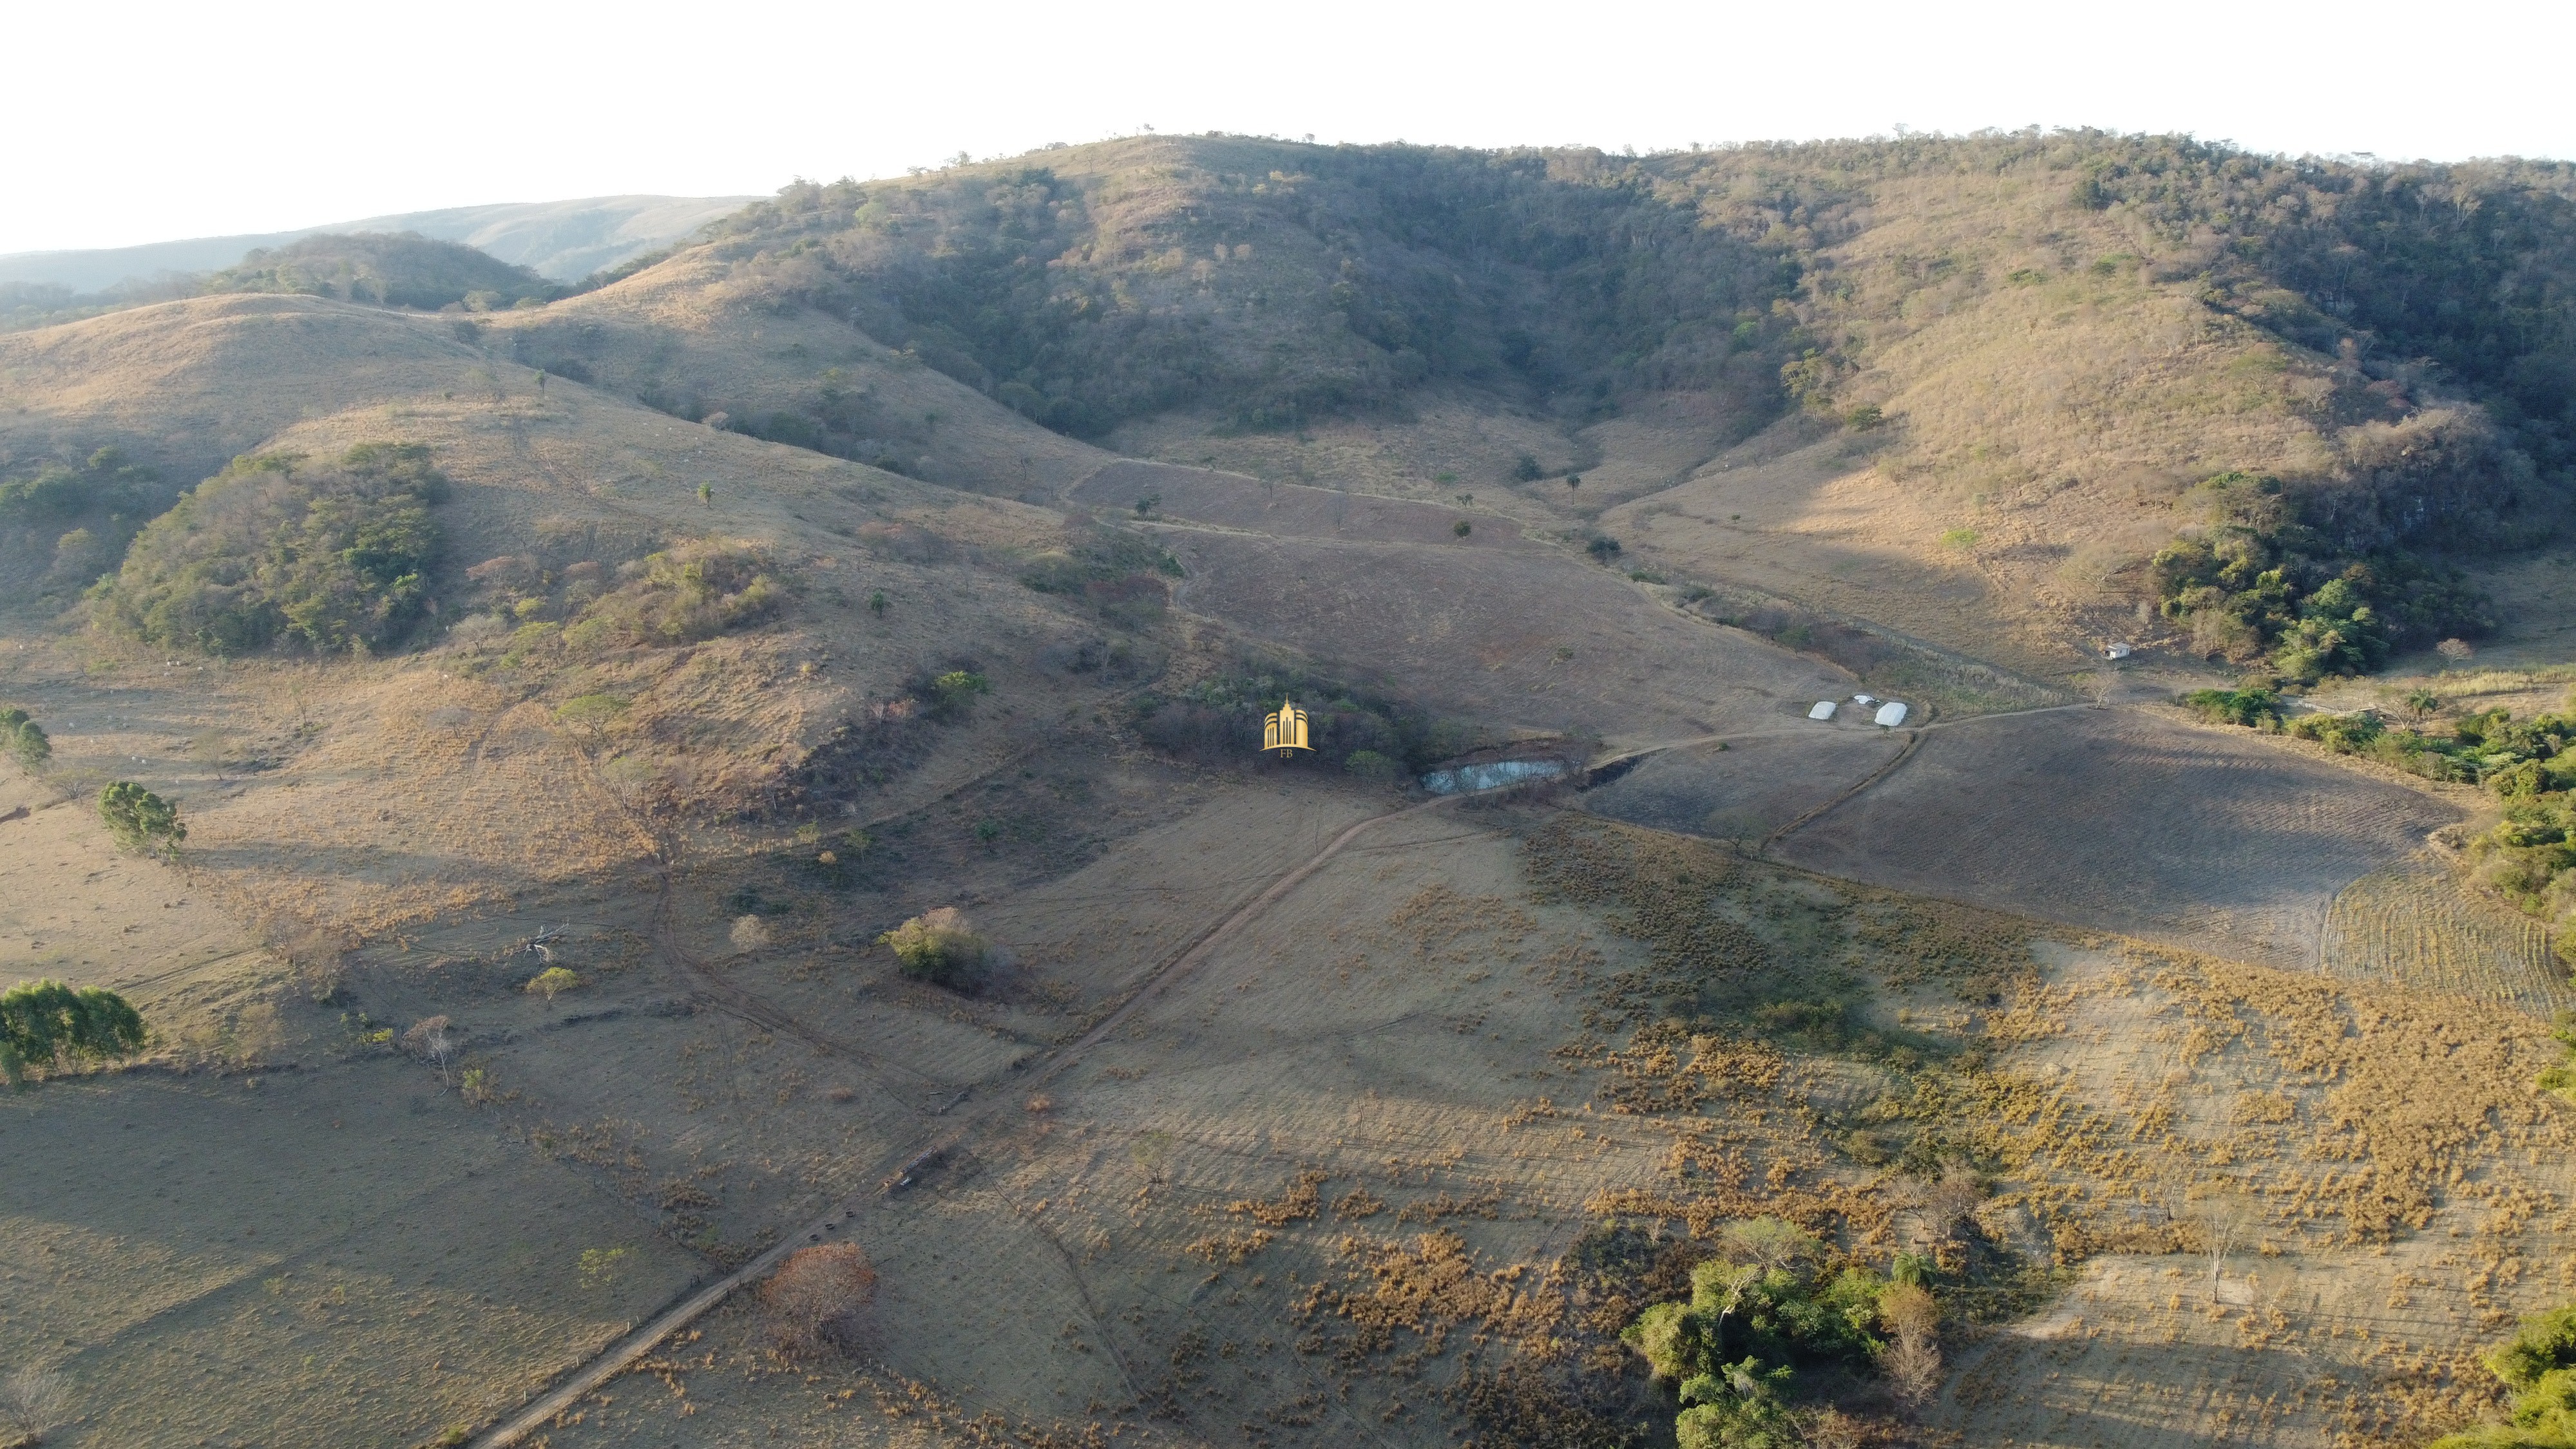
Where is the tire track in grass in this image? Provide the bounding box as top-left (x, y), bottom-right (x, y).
top-left (468, 793), bottom-right (1456, 1447)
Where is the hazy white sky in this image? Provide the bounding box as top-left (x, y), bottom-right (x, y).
top-left (8, 0), bottom-right (2571, 255)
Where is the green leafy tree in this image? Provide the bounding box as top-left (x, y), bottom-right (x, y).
top-left (99, 781), bottom-right (184, 855)
top-left (555, 694), bottom-right (627, 744)
top-left (879, 907), bottom-right (986, 989)
top-left (1674, 1359), bottom-right (1801, 1449)
top-left (1627, 1218), bottom-right (1898, 1444)
top-left (0, 708), bottom-right (49, 769)
top-left (926, 670), bottom-right (989, 721)
top-left (0, 979), bottom-right (148, 1084)
top-left (526, 966), bottom-right (582, 1001)
top-left (868, 590), bottom-right (888, 616)
top-left (2434, 1304), bottom-right (2576, 1445)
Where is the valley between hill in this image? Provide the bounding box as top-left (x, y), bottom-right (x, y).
top-left (4, 130), bottom-right (2576, 1449)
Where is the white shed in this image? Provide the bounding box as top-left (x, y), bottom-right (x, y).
top-left (1852, 693), bottom-right (1878, 707)
top-left (1808, 701), bottom-right (1838, 721)
top-left (1873, 701), bottom-right (1909, 727)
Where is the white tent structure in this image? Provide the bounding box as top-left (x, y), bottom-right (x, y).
top-left (1808, 701), bottom-right (1838, 721)
top-left (1873, 701), bottom-right (1909, 727)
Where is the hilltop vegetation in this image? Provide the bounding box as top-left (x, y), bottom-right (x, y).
top-left (90, 442), bottom-right (446, 655)
top-left (204, 231), bottom-right (560, 310)
top-left (696, 139), bottom-right (1804, 436)
top-left (2, 232), bottom-right (560, 334)
top-left (685, 133), bottom-right (2575, 489)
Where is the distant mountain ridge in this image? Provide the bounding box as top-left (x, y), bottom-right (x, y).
top-left (0, 194), bottom-right (756, 290)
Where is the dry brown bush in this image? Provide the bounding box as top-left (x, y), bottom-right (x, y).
top-left (0, 1366), bottom-right (68, 1442)
top-left (1879, 1283), bottom-right (1942, 1408)
top-left (759, 1242), bottom-right (877, 1357)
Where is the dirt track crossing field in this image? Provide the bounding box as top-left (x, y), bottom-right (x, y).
top-left (1773, 708), bottom-right (2463, 968)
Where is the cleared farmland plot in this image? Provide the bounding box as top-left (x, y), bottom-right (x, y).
top-left (1583, 728), bottom-right (1908, 843)
top-left (2320, 867), bottom-right (2576, 1018)
top-left (1776, 708), bottom-right (2462, 969)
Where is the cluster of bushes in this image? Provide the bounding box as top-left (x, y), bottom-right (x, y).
top-left (1016, 524), bottom-right (1182, 628)
top-left (1132, 661), bottom-right (1481, 776)
top-left (2150, 471), bottom-right (2490, 683)
top-left (1625, 1218), bottom-right (1942, 1444)
top-left (91, 444), bottom-right (445, 656)
top-left (556, 541), bottom-right (782, 650)
top-left (99, 781), bottom-right (185, 857)
top-left (0, 448), bottom-right (164, 599)
top-left (1, 979), bottom-right (146, 1086)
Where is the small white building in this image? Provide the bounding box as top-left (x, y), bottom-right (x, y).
top-left (1852, 693), bottom-right (1878, 707)
top-left (1808, 701), bottom-right (1838, 721)
top-left (1874, 701), bottom-right (1909, 727)
top-left (2102, 641), bottom-right (2134, 660)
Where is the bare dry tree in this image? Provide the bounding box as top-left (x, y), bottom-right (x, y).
top-left (0, 1365), bottom-right (70, 1441)
top-left (1722, 1217), bottom-right (1820, 1272)
top-left (1878, 1283), bottom-right (1943, 1409)
top-left (2188, 1183), bottom-right (2262, 1302)
top-left (1911, 1160), bottom-right (1987, 1257)
top-left (1800, 1405), bottom-right (1869, 1448)
top-left (402, 1015), bottom-right (459, 1084)
top-left (759, 1243), bottom-right (877, 1357)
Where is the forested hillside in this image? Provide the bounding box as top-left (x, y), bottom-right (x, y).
top-left (679, 134), bottom-right (2574, 492)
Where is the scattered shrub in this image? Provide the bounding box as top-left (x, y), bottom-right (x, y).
top-left (2180, 686), bottom-right (2283, 728)
top-left (1511, 453), bottom-right (1544, 482)
top-left (1586, 536), bottom-right (1622, 562)
top-left (554, 694), bottom-right (626, 740)
top-left (91, 443), bottom-right (446, 656)
top-left (0, 709), bottom-right (48, 770)
top-left (760, 1242), bottom-right (877, 1356)
top-left (0, 1365), bottom-right (70, 1442)
top-left (919, 669), bottom-right (989, 722)
top-left (97, 781), bottom-right (184, 855)
top-left (569, 541), bottom-right (781, 647)
top-left (525, 967), bottom-right (582, 1001)
top-left (879, 907), bottom-right (986, 989)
